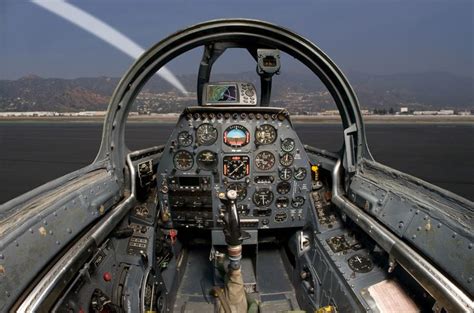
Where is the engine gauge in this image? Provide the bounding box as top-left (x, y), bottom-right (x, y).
top-left (291, 196), bottom-right (305, 208)
top-left (279, 168), bottom-right (292, 181)
top-left (294, 167), bottom-right (307, 180)
top-left (255, 151), bottom-right (275, 171)
top-left (281, 138), bottom-right (295, 152)
top-left (196, 123), bottom-right (218, 146)
top-left (279, 153), bottom-right (294, 167)
top-left (255, 124), bottom-right (277, 145)
top-left (252, 189), bottom-right (274, 207)
top-left (177, 131), bottom-right (193, 147)
top-left (173, 150), bottom-right (194, 171)
top-left (196, 150), bottom-right (218, 170)
top-left (223, 155), bottom-right (250, 180)
top-left (227, 183), bottom-right (247, 201)
top-left (277, 181), bottom-right (291, 194)
top-left (224, 125), bottom-right (250, 147)
top-left (347, 254), bottom-right (374, 273)
top-left (276, 197), bottom-right (289, 209)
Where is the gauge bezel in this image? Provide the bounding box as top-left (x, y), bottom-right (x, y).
top-left (294, 167), bottom-right (307, 180)
top-left (347, 254), bottom-right (374, 273)
top-left (278, 167), bottom-right (292, 181)
top-left (173, 150), bottom-right (194, 171)
top-left (255, 124), bottom-right (277, 145)
top-left (281, 138), bottom-right (295, 152)
top-left (223, 124), bottom-right (250, 147)
top-left (279, 152), bottom-right (294, 167)
top-left (252, 188), bottom-right (274, 207)
top-left (196, 150), bottom-right (218, 170)
top-left (177, 131), bottom-right (193, 147)
top-left (196, 123), bottom-right (218, 146)
top-left (276, 197), bottom-right (290, 209)
top-left (276, 181), bottom-right (291, 194)
top-left (223, 155), bottom-right (250, 180)
top-left (291, 196), bottom-right (305, 208)
top-left (255, 151), bottom-right (276, 171)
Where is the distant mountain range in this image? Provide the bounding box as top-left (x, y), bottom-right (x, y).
top-left (0, 71), bottom-right (472, 112)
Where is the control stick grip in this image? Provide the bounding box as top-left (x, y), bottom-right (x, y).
top-left (220, 190), bottom-right (248, 246)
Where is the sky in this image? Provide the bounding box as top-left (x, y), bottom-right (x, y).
top-left (0, 0), bottom-right (473, 80)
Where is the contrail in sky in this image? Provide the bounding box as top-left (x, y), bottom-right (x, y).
top-left (31, 0), bottom-right (188, 95)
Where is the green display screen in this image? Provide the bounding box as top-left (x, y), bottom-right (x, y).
top-left (207, 84), bottom-right (238, 102)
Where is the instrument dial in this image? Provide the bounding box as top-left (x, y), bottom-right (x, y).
top-left (223, 155), bottom-right (250, 180)
top-left (227, 183), bottom-right (247, 201)
top-left (277, 181), bottom-right (291, 194)
top-left (223, 125), bottom-right (250, 147)
top-left (196, 150), bottom-right (218, 170)
top-left (279, 168), bottom-right (292, 181)
top-left (277, 181), bottom-right (291, 195)
top-left (276, 197), bottom-right (289, 209)
top-left (237, 204), bottom-right (250, 216)
top-left (291, 196), bottom-right (305, 208)
top-left (281, 138), bottom-right (295, 152)
top-left (253, 189), bottom-right (274, 207)
top-left (177, 131), bottom-right (193, 147)
top-left (294, 167), bottom-right (307, 180)
top-left (173, 150), bottom-right (194, 171)
top-left (348, 254), bottom-right (374, 273)
top-left (255, 151), bottom-right (275, 171)
top-left (196, 123), bottom-right (218, 146)
top-left (280, 153), bottom-right (294, 167)
top-left (255, 124), bottom-right (277, 145)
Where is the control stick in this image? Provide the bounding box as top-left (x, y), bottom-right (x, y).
top-left (219, 190), bottom-right (249, 269)
top-left (215, 190), bottom-right (249, 313)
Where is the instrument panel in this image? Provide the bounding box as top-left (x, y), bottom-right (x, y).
top-left (156, 107), bottom-right (312, 229)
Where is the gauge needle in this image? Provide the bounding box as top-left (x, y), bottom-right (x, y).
top-left (229, 163), bottom-right (244, 175)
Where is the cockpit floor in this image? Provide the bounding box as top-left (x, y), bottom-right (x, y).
top-left (257, 247), bottom-right (300, 312)
top-left (174, 247), bottom-right (215, 312)
top-left (174, 246), bottom-right (300, 312)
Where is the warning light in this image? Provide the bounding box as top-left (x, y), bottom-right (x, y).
top-left (311, 165), bottom-right (319, 181)
top-left (103, 272), bottom-right (112, 282)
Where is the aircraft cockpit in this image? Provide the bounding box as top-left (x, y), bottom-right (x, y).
top-left (4, 19), bottom-right (472, 313)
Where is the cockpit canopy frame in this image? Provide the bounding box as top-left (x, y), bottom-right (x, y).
top-left (96, 19), bottom-right (372, 182)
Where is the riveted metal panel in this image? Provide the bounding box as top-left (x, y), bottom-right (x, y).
top-left (0, 170), bottom-right (120, 311)
top-left (404, 213), bottom-right (474, 295)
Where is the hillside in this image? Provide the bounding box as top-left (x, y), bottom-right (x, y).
top-left (0, 71), bottom-right (472, 113)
